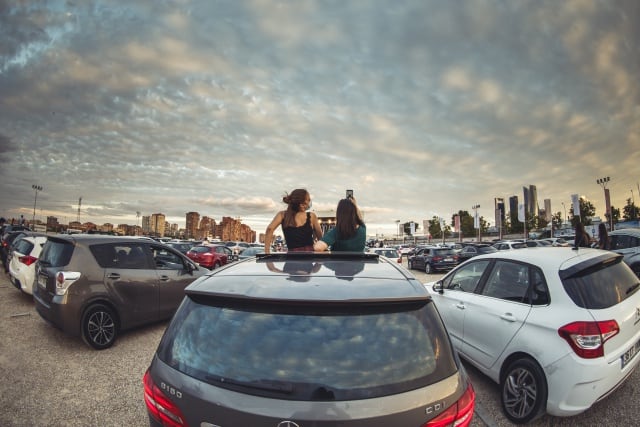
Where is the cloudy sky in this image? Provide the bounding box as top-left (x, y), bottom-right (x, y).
top-left (1, 0), bottom-right (638, 237)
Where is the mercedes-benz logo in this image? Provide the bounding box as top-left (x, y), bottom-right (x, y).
top-left (277, 422), bottom-right (300, 427)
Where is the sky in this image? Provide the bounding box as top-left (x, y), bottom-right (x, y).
top-left (1, 0), bottom-right (639, 238)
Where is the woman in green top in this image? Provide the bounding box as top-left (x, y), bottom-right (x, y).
top-left (314, 197), bottom-right (366, 252)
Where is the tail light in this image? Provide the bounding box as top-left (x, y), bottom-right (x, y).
top-left (424, 382), bottom-right (475, 427)
top-left (143, 370), bottom-right (187, 427)
top-left (433, 256), bottom-right (442, 262)
top-left (54, 271), bottom-right (81, 296)
top-left (558, 320), bottom-right (619, 358)
top-left (19, 255), bottom-right (38, 266)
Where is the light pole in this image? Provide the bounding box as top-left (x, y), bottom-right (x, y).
top-left (395, 220), bottom-right (400, 241)
top-left (561, 202), bottom-right (567, 229)
top-left (32, 184), bottom-right (43, 229)
top-left (596, 177), bottom-right (612, 230)
top-left (632, 189), bottom-right (637, 220)
top-left (472, 204), bottom-right (480, 242)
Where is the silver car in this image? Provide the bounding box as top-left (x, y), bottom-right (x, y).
top-left (144, 252), bottom-right (476, 426)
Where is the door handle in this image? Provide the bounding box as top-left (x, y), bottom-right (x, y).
top-left (159, 275), bottom-right (170, 282)
top-left (107, 273), bottom-right (120, 279)
top-left (500, 313), bottom-right (516, 322)
top-left (455, 302), bottom-right (465, 310)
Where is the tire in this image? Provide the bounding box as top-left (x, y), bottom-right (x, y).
top-left (425, 263), bottom-right (433, 274)
top-left (81, 304), bottom-right (118, 350)
top-left (501, 357), bottom-right (547, 424)
top-left (213, 261), bottom-right (221, 269)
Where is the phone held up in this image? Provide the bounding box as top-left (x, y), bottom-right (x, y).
top-left (346, 189), bottom-right (354, 199)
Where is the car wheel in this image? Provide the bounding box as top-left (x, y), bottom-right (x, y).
top-left (501, 357), bottom-right (547, 424)
top-left (81, 304), bottom-right (118, 350)
top-left (213, 261), bottom-right (221, 269)
top-left (425, 263), bottom-right (433, 274)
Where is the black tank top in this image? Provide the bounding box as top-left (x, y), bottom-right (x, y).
top-left (283, 212), bottom-right (314, 249)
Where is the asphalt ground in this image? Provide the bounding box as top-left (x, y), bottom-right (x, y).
top-left (1, 261), bottom-right (639, 426)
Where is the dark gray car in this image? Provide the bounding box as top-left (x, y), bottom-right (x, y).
top-left (143, 252), bottom-right (476, 426)
top-left (33, 235), bottom-right (207, 349)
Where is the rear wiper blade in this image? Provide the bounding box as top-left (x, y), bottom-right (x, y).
top-left (205, 376), bottom-right (294, 394)
top-left (626, 283), bottom-right (640, 295)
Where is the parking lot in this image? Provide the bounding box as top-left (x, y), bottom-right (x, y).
top-left (1, 262), bottom-right (639, 426)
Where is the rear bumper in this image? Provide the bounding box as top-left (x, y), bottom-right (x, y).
top-left (33, 287), bottom-right (79, 337)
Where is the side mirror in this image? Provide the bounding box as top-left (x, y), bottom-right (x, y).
top-left (432, 281), bottom-right (444, 294)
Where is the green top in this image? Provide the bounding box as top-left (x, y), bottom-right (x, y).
top-left (320, 225), bottom-right (366, 252)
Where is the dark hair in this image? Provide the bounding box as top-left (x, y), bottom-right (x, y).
top-left (335, 198), bottom-right (365, 239)
top-left (282, 189), bottom-right (309, 228)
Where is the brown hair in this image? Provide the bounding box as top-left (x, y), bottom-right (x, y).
top-left (282, 189), bottom-right (309, 228)
top-left (335, 198), bottom-right (365, 239)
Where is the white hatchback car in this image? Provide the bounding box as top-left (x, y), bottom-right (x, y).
top-left (426, 247), bottom-right (640, 423)
top-left (9, 235), bottom-right (47, 295)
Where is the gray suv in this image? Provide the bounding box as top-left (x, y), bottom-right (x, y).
top-left (33, 235), bottom-right (207, 349)
top-left (144, 252), bottom-right (475, 426)
top-left (609, 228), bottom-right (640, 277)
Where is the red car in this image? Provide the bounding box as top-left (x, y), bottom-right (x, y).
top-left (186, 245), bottom-right (232, 269)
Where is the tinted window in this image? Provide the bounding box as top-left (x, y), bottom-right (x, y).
top-left (611, 234), bottom-right (639, 250)
top-left (482, 261), bottom-right (529, 302)
top-left (433, 249), bottom-right (455, 256)
top-left (152, 245), bottom-right (186, 270)
top-left (562, 260), bottom-right (639, 309)
top-left (39, 239), bottom-right (73, 267)
top-left (13, 239), bottom-right (34, 255)
top-left (90, 243), bottom-right (151, 269)
top-left (443, 260), bottom-right (491, 292)
top-left (157, 299), bottom-right (457, 400)
top-left (190, 246), bottom-right (210, 254)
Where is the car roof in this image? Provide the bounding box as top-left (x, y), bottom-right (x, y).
top-left (48, 234), bottom-right (155, 244)
top-left (469, 246), bottom-right (621, 272)
top-left (610, 228), bottom-right (640, 237)
top-left (186, 252), bottom-right (428, 303)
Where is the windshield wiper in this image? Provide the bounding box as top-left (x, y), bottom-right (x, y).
top-left (626, 283), bottom-right (640, 295)
top-left (205, 376), bottom-right (294, 394)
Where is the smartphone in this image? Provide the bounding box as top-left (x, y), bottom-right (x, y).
top-left (346, 189), bottom-right (354, 199)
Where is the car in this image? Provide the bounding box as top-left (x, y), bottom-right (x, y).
top-left (236, 245), bottom-right (266, 260)
top-left (143, 252), bottom-right (476, 426)
top-left (523, 239), bottom-right (552, 247)
top-left (408, 246), bottom-right (459, 273)
top-left (33, 235), bottom-right (208, 349)
top-left (492, 241), bottom-right (526, 251)
top-left (164, 241), bottom-right (194, 255)
top-left (541, 237), bottom-right (570, 247)
top-left (224, 240), bottom-right (250, 255)
top-left (426, 247), bottom-right (640, 423)
top-left (369, 247), bottom-right (402, 263)
top-left (8, 235), bottom-right (48, 295)
top-left (186, 244), bottom-right (232, 269)
top-left (457, 243), bottom-right (497, 261)
top-left (609, 228), bottom-right (640, 277)
top-left (1, 230), bottom-right (43, 273)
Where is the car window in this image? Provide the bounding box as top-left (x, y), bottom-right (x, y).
top-left (482, 261), bottom-right (530, 303)
top-left (151, 245), bottom-right (185, 270)
top-left (528, 267), bottom-right (550, 305)
top-left (191, 246), bottom-right (209, 253)
top-left (611, 234), bottom-right (639, 250)
top-left (13, 239), bottom-right (34, 255)
top-left (90, 243), bottom-right (151, 269)
top-left (157, 299), bottom-right (458, 400)
top-left (39, 238), bottom-right (74, 267)
top-left (443, 260), bottom-right (491, 292)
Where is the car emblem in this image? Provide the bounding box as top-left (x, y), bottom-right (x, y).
top-left (277, 422), bottom-right (300, 427)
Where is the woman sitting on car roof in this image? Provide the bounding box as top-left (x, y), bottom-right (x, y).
top-left (314, 197), bottom-right (366, 252)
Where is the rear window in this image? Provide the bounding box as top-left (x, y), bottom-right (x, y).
top-left (13, 239), bottom-right (34, 255)
top-left (434, 249), bottom-right (456, 256)
top-left (157, 298), bottom-right (458, 400)
top-left (562, 260), bottom-right (640, 309)
top-left (190, 246), bottom-right (210, 254)
top-left (39, 239), bottom-right (74, 267)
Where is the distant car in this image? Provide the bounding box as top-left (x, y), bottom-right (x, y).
top-left (1, 230), bottom-right (42, 273)
top-left (33, 235), bottom-right (207, 349)
top-left (186, 244), bottom-right (232, 269)
top-left (524, 240), bottom-right (552, 247)
top-left (427, 247), bottom-right (640, 423)
top-left (408, 246), bottom-right (459, 273)
top-left (143, 252), bottom-right (475, 426)
top-left (224, 241), bottom-right (250, 255)
top-left (8, 235), bottom-right (47, 295)
top-left (542, 237), bottom-right (570, 247)
top-left (457, 243), bottom-right (497, 262)
top-left (370, 247), bottom-right (402, 263)
top-left (492, 241), bottom-right (526, 251)
top-left (609, 228), bottom-right (640, 277)
top-left (237, 246), bottom-right (266, 260)
top-left (164, 241), bottom-right (194, 255)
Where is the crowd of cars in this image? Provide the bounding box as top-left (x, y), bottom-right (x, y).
top-left (3, 222), bottom-right (640, 424)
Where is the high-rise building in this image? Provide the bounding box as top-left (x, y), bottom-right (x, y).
top-left (185, 212), bottom-right (200, 239)
top-left (529, 185), bottom-right (538, 217)
top-left (150, 213), bottom-right (166, 237)
top-left (509, 196), bottom-right (519, 226)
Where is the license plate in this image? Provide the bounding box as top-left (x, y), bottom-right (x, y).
top-left (444, 258), bottom-right (453, 262)
top-left (38, 276), bottom-right (47, 289)
top-left (621, 338), bottom-right (640, 368)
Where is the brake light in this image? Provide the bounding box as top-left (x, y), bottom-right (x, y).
top-left (19, 255), bottom-right (38, 266)
top-left (433, 256), bottom-right (442, 262)
top-left (424, 382), bottom-right (475, 427)
top-left (558, 320), bottom-right (619, 358)
top-left (143, 370), bottom-right (187, 427)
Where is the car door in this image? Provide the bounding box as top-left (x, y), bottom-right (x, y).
top-left (459, 260), bottom-right (532, 370)
top-left (430, 260), bottom-right (492, 351)
top-left (101, 243), bottom-right (159, 327)
top-left (412, 248), bottom-right (425, 269)
top-left (151, 244), bottom-right (198, 318)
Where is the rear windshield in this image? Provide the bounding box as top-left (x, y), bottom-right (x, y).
top-left (562, 260), bottom-right (640, 309)
top-left (13, 239), bottom-right (34, 255)
top-left (434, 249), bottom-right (456, 256)
top-left (39, 239), bottom-right (74, 267)
top-left (157, 298), bottom-right (458, 400)
top-left (190, 246), bottom-right (210, 253)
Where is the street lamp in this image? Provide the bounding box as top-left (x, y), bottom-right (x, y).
top-left (596, 177), bottom-right (612, 230)
top-left (561, 202), bottom-right (567, 228)
top-left (472, 204), bottom-right (480, 242)
top-left (632, 189), bottom-right (637, 220)
top-left (32, 184), bottom-right (43, 229)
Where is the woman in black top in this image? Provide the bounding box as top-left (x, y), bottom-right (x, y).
top-left (574, 222), bottom-right (591, 248)
top-left (264, 189), bottom-right (323, 253)
top-left (597, 223), bottom-right (610, 250)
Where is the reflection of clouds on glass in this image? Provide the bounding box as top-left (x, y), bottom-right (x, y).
top-left (168, 303), bottom-right (440, 398)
